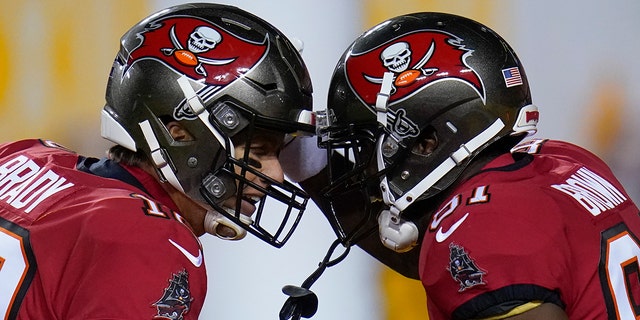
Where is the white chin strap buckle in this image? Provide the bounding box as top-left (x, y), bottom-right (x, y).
top-left (378, 209), bottom-right (419, 253)
top-left (203, 210), bottom-right (249, 241)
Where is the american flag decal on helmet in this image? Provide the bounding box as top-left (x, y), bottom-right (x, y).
top-left (502, 67), bottom-right (523, 88)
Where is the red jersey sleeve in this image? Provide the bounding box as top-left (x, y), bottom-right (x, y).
top-left (419, 139), bottom-right (639, 319)
top-left (420, 182), bottom-right (570, 318)
top-left (27, 190), bottom-right (208, 319)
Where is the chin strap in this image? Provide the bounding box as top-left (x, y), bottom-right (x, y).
top-left (375, 72), bottom-right (394, 128)
top-left (381, 118), bottom-right (505, 213)
top-left (371, 72), bottom-right (420, 252)
top-left (139, 119), bottom-right (184, 192)
top-left (376, 118), bottom-right (505, 252)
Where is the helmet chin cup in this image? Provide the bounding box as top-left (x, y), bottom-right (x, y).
top-left (204, 210), bottom-right (247, 241)
top-left (377, 209), bottom-right (419, 252)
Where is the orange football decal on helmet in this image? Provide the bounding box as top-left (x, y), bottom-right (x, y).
top-left (174, 50), bottom-right (198, 66)
top-left (395, 69), bottom-right (420, 87)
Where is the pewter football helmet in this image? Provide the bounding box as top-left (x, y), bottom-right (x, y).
top-left (102, 3), bottom-right (314, 247)
top-left (320, 12), bottom-right (538, 251)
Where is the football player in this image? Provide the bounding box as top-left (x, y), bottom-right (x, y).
top-left (281, 12), bottom-right (640, 320)
top-left (0, 3), bottom-right (313, 319)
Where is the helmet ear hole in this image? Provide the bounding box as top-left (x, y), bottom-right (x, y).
top-left (411, 126), bottom-right (438, 156)
top-left (166, 121), bottom-right (194, 142)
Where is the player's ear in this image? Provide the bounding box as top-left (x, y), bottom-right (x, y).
top-left (166, 121), bottom-right (194, 142)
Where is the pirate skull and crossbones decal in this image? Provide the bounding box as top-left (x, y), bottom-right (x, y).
top-left (161, 25), bottom-right (236, 76)
top-left (364, 40), bottom-right (438, 94)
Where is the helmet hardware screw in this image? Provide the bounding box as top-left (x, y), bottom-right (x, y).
top-left (223, 111), bottom-right (238, 129)
top-left (187, 157), bottom-right (198, 168)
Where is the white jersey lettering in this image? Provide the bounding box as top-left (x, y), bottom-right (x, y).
top-left (552, 167), bottom-right (626, 216)
top-left (0, 155), bottom-right (74, 213)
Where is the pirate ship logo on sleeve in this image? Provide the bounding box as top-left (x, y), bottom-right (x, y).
top-left (126, 16), bottom-right (268, 86)
top-left (152, 269), bottom-right (194, 320)
top-left (447, 243), bottom-right (486, 292)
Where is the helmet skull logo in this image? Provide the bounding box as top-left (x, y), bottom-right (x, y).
top-left (161, 25), bottom-right (235, 76)
top-left (188, 26), bottom-right (222, 53)
top-left (381, 42), bottom-right (411, 73)
top-left (365, 41), bottom-right (438, 91)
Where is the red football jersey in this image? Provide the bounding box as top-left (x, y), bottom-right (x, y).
top-left (420, 139), bottom-right (640, 319)
top-left (0, 139), bottom-right (207, 319)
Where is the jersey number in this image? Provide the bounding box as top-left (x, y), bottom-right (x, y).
top-left (0, 219), bottom-right (36, 320)
top-left (601, 224), bottom-right (640, 319)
